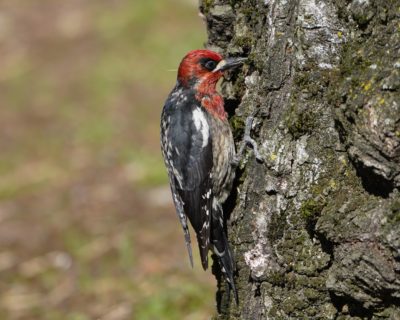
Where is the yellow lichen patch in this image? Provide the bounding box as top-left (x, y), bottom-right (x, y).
top-left (270, 153), bottom-right (277, 161)
top-left (339, 156), bottom-right (347, 166)
top-left (362, 80), bottom-right (372, 91)
top-left (329, 179), bottom-right (337, 190)
top-left (337, 31), bottom-right (343, 38)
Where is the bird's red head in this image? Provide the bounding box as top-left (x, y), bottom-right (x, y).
top-left (176, 50), bottom-right (246, 119)
top-left (177, 50), bottom-right (246, 92)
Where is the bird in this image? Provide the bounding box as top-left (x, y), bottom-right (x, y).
top-left (160, 49), bottom-right (248, 303)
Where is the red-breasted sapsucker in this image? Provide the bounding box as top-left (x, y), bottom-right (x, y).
top-left (161, 50), bottom-right (246, 303)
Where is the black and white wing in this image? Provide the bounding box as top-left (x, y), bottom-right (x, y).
top-left (161, 94), bottom-right (213, 269)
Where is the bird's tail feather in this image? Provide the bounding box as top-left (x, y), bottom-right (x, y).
top-left (211, 216), bottom-right (238, 304)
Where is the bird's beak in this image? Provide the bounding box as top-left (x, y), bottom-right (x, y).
top-left (213, 57), bottom-right (247, 72)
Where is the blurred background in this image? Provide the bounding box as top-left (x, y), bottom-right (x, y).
top-left (0, 0), bottom-right (215, 319)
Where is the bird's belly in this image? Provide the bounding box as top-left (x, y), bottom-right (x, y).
top-left (210, 118), bottom-right (235, 205)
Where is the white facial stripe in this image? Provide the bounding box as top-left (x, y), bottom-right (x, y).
top-left (213, 59), bottom-right (227, 72)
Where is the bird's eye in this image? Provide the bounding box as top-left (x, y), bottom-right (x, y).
top-left (204, 60), bottom-right (217, 71)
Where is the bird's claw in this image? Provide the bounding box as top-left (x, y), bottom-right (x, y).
top-left (232, 114), bottom-right (263, 166)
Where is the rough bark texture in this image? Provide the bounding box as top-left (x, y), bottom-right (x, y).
top-left (199, 0), bottom-right (400, 319)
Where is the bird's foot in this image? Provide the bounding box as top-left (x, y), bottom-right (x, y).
top-left (232, 112), bottom-right (263, 166)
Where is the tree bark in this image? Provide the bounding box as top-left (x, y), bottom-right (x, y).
top-left (199, 0), bottom-right (400, 319)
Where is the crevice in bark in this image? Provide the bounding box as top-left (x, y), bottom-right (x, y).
top-left (253, 279), bottom-right (262, 298)
top-left (330, 290), bottom-right (400, 319)
top-left (222, 167), bottom-right (242, 222)
top-left (224, 98), bottom-right (240, 118)
top-left (380, 291), bottom-right (400, 310)
top-left (334, 119), bottom-right (395, 198)
top-left (318, 235), bottom-right (334, 264)
top-left (305, 213), bottom-right (335, 272)
top-left (265, 189), bottom-right (277, 196)
top-left (315, 230), bottom-right (335, 272)
top-left (352, 160), bottom-right (394, 199)
top-left (333, 118), bottom-right (347, 145)
top-left (329, 292), bottom-right (374, 319)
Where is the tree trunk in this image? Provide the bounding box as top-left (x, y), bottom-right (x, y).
top-left (199, 0), bottom-right (400, 318)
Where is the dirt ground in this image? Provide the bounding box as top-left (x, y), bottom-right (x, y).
top-left (0, 1), bottom-right (215, 319)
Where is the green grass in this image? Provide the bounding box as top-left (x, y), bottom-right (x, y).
top-left (0, 1), bottom-right (214, 319)
top-left (136, 281), bottom-right (212, 320)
